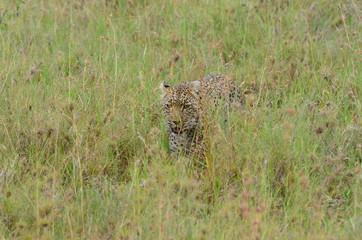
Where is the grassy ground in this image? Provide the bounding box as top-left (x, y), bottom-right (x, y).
top-left (0, 0), bottom-right (361, 239)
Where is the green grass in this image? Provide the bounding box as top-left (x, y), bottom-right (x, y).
top-left (0, 0), bottom-right (361, 239)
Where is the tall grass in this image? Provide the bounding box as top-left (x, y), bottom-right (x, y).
top-left (0, 0), bottom-right (361, 239)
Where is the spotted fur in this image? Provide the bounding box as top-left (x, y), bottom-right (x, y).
top-left (160, 74), bottom-right (242, 155)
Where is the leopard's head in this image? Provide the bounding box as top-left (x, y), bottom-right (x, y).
top-left (160, 81), bottom-right (201, 134)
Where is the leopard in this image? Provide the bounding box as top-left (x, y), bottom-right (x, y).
top-left (160, 74), bottom-right (242, 156)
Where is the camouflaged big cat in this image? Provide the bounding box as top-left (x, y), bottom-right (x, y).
top-left (160, 74), bottom-right (242, 155)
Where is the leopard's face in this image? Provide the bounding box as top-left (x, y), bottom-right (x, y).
top-left (160, 82), bottom-right (201, 134)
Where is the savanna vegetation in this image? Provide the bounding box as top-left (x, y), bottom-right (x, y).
top-left (0, 0), bottom-right (361, 239)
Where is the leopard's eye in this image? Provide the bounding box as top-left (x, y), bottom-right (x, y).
top-left (184, 104), bottom-right (192, 109)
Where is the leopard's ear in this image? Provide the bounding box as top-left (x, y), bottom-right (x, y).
top-left (189, 81), bottom-right (200, 92)
top-left (160, 82), bottom-right (171, 98)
